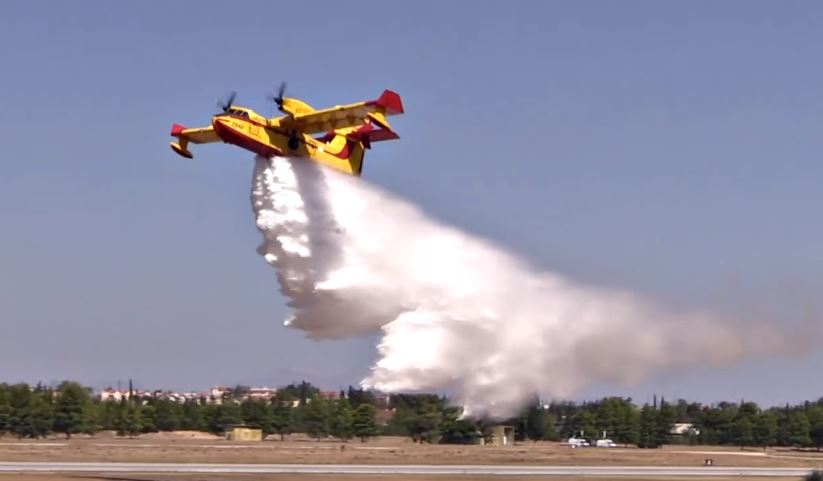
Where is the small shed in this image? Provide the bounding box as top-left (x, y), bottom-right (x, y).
top-left (226, 425), bottom-right (263, 442)
top-left (485, 425), bottom-right (515, 446)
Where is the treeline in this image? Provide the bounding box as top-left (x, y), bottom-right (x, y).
top-left (2, 380), bottom-right (823, 450)
top-left (512, 396), bottom-right (823, 450)
top-left (0, 381), bottom-right (380, 441)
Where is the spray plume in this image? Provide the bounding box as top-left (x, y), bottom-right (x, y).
top-left (251, 156), bottom-right (792, 419)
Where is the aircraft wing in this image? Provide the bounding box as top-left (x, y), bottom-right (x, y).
top-left (278, 90), bottom-right (404, 135)
top-left (169, 123), bottom-right (219, 158)
top-left (171, 124), bottom-right (219, 144)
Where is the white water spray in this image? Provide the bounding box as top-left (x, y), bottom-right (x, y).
top-left (251, 156), bottom-right (793, 418)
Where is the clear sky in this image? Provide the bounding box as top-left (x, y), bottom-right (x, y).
top-left (1, 1), bottom-right (821, 406)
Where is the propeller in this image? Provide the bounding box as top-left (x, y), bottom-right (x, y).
top-left (268, 82), bottom-right (288, 111)
top-left (217, 91), bottom-right (237, 113)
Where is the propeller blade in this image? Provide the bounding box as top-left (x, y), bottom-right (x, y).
top-left (219, 91), bottom-right (237, 112)
top-left (270, 81), bottom-right (288, 109)
top-left (277, 81), bottom-right (287, 102)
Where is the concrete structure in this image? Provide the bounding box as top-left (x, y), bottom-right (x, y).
top-left (225, 426), bottom-right (263, 442)
top-left (485, 425), bottom-right (515, 446)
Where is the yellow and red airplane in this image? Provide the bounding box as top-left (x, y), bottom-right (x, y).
top-left (170, 84), bottom-right (404, 176)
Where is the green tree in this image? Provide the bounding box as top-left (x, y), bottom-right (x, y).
top-left (655, 399), bottom-right (675, 447)
top-left (278, 382), bottom-right (320, 406)
top-left (352, 404), bottom-right (379, 442)
top-left (80, 402), bottom-right (100, 435)
top-left (97, 400), bottom-right (121, 430)
top-left (440, 409), bottom-right (481, 445)
top-left (753, 411), bottom-right (777, 451)
top-left (0, 404), bottom-right (12, 435)
top-left (330, 398), bottom-right (354, 441)
top-left (738, 402), bottom-right (760, 419)
top-left (613, 400), bottom-right (639, 447)
top-left (695, 403), bottom-right (736, 445)
top-left (140, 404), bottom-right (157, 433)
top-left (525, 404), bottom-right (556, 441)
top-left (115, 403), bottom-right (143, 438)
top-left (347, 386), bottom-right (378, 409)
top-left (303, 395), bottom-right (330, 439)
top-left (785, 410), bottom-right (811, 447)
top-left (731, 417), bottom-right (754, 449)
top-left (241, 399), bottom-right (272, 434)
top-left (270, 400), bottom-right (294, 441)
top-left (637, 404), bottom-right (659, 448)
top-left (569, 409), bottom-right (598, 441)
top-left (12, 387), bottom-right (53, 439)
top-left (152, 399), bottom-right (183, 431)
top-left (0, 384), bottom-right (12, 435)
top-left (807, 406), bottom-right (823, 451)
top-left (180, 399), bottom-right (204, 430)
top-left (53, 382), bottom-right (92, 439)
top-left (202, 403), bottom-right (241, 435)
top-left (406, 402), bottom-right (442, 443)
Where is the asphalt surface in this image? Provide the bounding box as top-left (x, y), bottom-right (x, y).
top-left (0, 462), bottom-right (817, 477)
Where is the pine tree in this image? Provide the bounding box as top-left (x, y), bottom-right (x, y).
top-left (353, 404), bottom-right (379, 442)
top-left (637, 404), bottom-right (659, 448)
top-left (753, 412), bottom-right (777, 451)
top-left (240, 399), bottom-right (272, 434)
top-left (406, 402), bottom-right (441, 443)
top-left (140, 404), bottom-right (157, 433)
top-left (80, 402), bottom-right (100, 436)
top-left (570, 409), bottom-right (598, 441)
top-left (786, 410), bottom-right (811, 447)
top-left (0, 404), bottom-right (12, 435)
top-left (53, 382), bottom-right (91, 439)
top-left (115, 403), bottom-right (143, 438)
top-left (303, 395), bottom-right (330, 439)
top-left (613, 400), bottom-right (639, 447)
top-left (655, 399), bottom-right (675, 447)
top-left (330, 398), bottom-right (354, 441)
top-left (180, 399), bottom-right (203, 430)
top-left (270, 400), bottom-right (294, 441)
top-left (807, 406), bottom-right (823, 451)
top-left (526, 404), bottom-right (547, 441)
top-left (732, 417), bottom-right (754, 449)
top-left (153, 399), bottom-right (183, 431)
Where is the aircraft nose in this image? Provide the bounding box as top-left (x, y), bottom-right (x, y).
top-left (212, 116), bottom-right (230, 138)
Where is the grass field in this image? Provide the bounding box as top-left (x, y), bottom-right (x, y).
top-left (0, 432), bottom-right (821, 480)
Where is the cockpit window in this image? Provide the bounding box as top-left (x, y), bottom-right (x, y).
top-left (227, 109), bottom-right (249, 118)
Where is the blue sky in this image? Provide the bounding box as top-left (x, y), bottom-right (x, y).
top-left (1, 1), bottom-right (821, 406)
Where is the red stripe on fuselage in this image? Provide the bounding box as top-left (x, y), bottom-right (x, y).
top-left (212, 118), bottom-right (284, 158)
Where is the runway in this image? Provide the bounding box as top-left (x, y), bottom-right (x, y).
top-left (0, 462), bottom-right (816, 477)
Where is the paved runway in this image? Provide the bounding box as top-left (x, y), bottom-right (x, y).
top-left (0, 462), bottom-right (816, 477)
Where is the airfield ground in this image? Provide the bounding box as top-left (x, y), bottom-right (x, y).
top-left (0, 474), bottom-right (808, 481)
top-left (1, 432), bottom-right (822, 467)
top-left (0, 432), bottom-right (820, 480)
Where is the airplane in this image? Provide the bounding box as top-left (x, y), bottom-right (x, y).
top-left (169, 83), bottom-right (404, 176)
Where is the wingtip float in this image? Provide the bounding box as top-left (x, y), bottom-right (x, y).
top-left (169, 85), bottom-right (404, 176)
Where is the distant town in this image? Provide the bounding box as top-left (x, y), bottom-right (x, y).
top-left (98, 384), bottom-right (383, 406)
